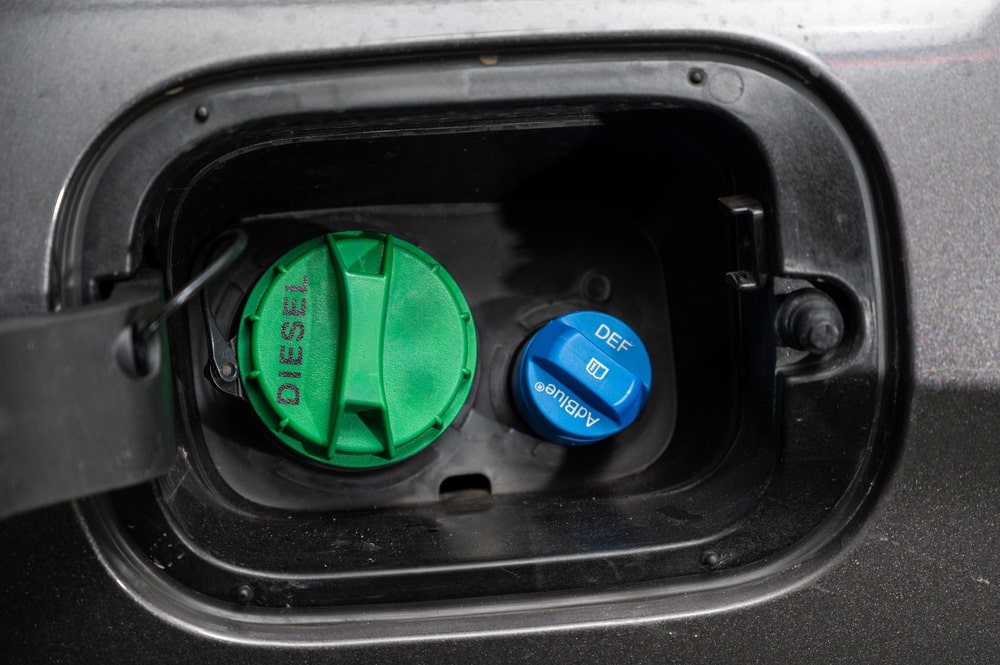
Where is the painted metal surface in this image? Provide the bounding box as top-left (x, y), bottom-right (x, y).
top-left (0, 1), bottom-right (997, 662)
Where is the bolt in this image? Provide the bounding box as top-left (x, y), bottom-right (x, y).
top-left (700, 550), bottom-right (721, 567)
top-left (235, 584), bottom-right (254, 603)
top-left (689, 68), bottom-right (706, 85)
top-left (220, 361), bottom-right (237, 381)
top-left (194, 105), bottom-right (211, 123)
top-left (777, 288), bottom-right (845, 355)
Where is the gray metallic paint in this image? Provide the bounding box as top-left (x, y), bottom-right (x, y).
top-left (0, 1), bottom-right (997, 662)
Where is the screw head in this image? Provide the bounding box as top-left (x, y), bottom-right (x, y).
top-left (700, 550), bottom-right (721, 567)
top-left (234, 584), bottom-right (254, 603)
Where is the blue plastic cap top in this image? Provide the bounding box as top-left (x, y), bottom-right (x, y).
top-left (512, 310), bottom-right (652, 446)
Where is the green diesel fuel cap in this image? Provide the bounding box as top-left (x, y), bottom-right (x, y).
top-left (237, 232), bottom-right (476, 469)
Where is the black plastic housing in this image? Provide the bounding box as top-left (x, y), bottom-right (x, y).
top-left (64, 48), bottom-right (904, 637)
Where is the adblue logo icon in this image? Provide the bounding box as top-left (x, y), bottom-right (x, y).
top-left (512, 311), bottom-right (652, 446)
top-left (586, 358), bottom-right (609, 380)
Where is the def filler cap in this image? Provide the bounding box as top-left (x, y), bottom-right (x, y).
top-left (237, 232), bottom-right (476, 469)
top-left (512, 310), bottom-right (652, 446)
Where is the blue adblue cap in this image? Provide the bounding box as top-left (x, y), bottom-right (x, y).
top-left (512, 310), bottom-right (652, 446)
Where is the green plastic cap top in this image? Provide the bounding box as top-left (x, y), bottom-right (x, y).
top-left (237, 232), bottom-right (476, 469)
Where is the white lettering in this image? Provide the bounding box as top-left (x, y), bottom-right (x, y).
top-left (594, 323), bottom-right (633, 352)
top-left (534, 382), bottom-right (602, 428)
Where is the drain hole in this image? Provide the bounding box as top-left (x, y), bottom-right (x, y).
top-left (439, 474), bottom-right (492, 500)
